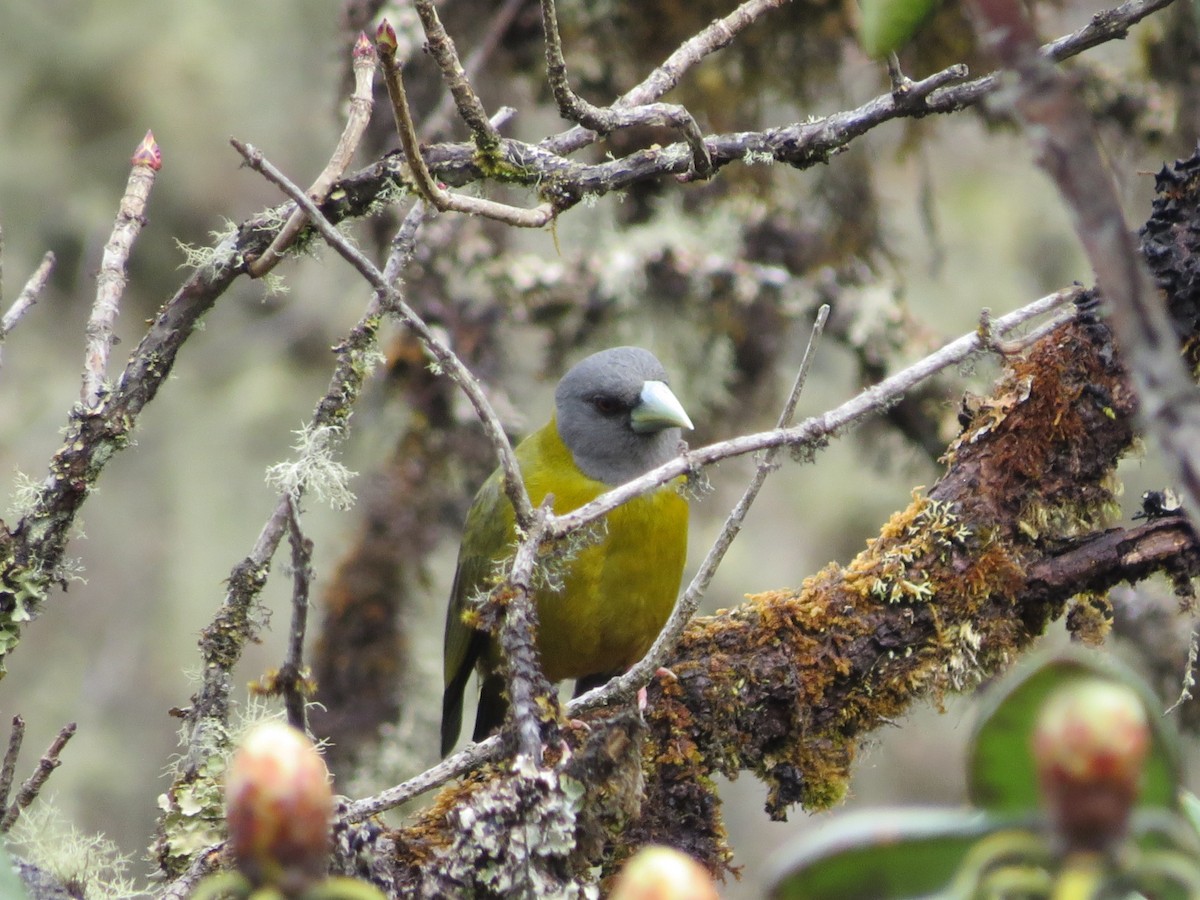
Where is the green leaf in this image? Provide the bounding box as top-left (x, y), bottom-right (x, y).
top-left (858, 0), bottom-right (943, 58)
top-left (968, 650), bottom-right (1179, 815)
top-left (766, 807), bottom-right (1021, 900)
top-left (1179, 790), bottom-right (1200, 840)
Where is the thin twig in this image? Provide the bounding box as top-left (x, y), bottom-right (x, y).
top-left (978, 287), bottom-right (1083, 354)
top-left (494, 503), bottom-right (557, 763)
top-left (281, 496), bottom-right (315, 733)
top-left (541, 0), bottom-right (790, 156)
top-left (886, 52), bottom-right (914, 95)
top-left (376, 21), bottom-right (557, 228)
top-left (420, 0), bottom-right (529, 139)
top-left (1, 722), bottom-right (76, 832)
top-left (571, 304), bottom-right (831, 715)
top-left (156, 842), bottom-right (222, 900)
top-left (247, 33), bottom-right (377, 278)
top-left (180, 497), bottom-right (291, 776)
top-left (0, 251), bottom-right (55, 371)
top-left (230, 136), bottom-right (536, 530)
top-left (411, 0), bottom-right (502, 151)
top-left (82, 131), bottom-right (160, 408)
top-left (341, 289), bottom-right (1073, 818)
top-left (539, 0), bottom-right (712, 179)
top-left (0, 716), bottom-right (25, 815)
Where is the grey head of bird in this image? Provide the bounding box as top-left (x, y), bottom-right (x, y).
top-left (554, 346), bottom-right (694, 485)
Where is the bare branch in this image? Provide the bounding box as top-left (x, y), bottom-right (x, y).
top-left (82, 130), bottom-right (160, 408)
top-left (376, 21), bottom-right (557, 228)
top-left (247, 32), bottom-right (377, 278)
top-left (494, 503), bottom-right (557, 763)
top-left (0, 716), bottom-right (24, 815)
top-left (420, 0), bottom-right (529, 139)
top-left (281, 496), bottom-right (315, 733)
top-left (411, 0), bottom-right (502, 151)
top-left (1, 722), bottom-right (76, 832)
top-left (539, 0), bottom-right (713, 179)
top-left (542, 0), bottom-right (791, 156)
top-left (0, 251), bottom-right (54, 371)
top-left (547, 290), bottom-right (1075, 543)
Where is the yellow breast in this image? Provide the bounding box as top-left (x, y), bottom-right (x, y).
top-left (518, 420), bottom-right (688, 682)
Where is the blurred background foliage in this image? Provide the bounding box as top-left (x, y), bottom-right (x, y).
top-left (0, 0), bottom-right (1195, 896)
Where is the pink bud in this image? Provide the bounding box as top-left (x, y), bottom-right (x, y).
top-left (131, 130), bottom-right (162, 170)
top-left (375, 19), bottom-right (398, 54)
top-left (225, 722), bottom-right (333, 891)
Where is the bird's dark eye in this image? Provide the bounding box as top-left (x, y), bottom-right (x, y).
top-left (589, 394), bottom-right (625, 416)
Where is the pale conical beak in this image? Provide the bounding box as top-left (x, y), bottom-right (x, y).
top-left (631, 380), bottom-right (694, 433)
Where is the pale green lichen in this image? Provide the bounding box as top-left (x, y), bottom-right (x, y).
top-left (265, 423), bottom-right (358, 511)
top-left (7, 803), bottom-right (144, 900)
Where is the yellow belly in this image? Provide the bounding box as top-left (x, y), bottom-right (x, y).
top-left (519, 422), bottom-right (688, 682)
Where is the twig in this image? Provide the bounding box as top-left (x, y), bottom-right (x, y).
top-left (380, 0), bottom-right (1169, 204)
top-left (571, 305), bottom-right (831, 715)
top-left (978, 287), bottom-right (1084, 354)
top-left (247, 33), bottom-right (377, 278)
top-left (542, 0), bottom-right (790, 156)
top-left (376, 21), bottom-right (557, 229)
top-left (886, 52), bottom-right (914, 95)
top-left (82, 131), bottom-right (160, 408)
top-left (340, 289), bottom-right (1072, 818)
top-left (156, 841), bottom-right (222, 900)
top-left (494, 503), bottom-right (557, 763)
top-left (0, 251), bottom-right (55, 371)
top-left (539, 0), bottom-right (712, 179)
top-left (411, 0), bottom-right (502, 152)
top-left (180, 497), bottom-right (291, 776)
top-left (967, 0), bottom-right (1200, 527)
top-left (1, 722), bottom-right (76, 832)
top-left (343, 734), bottom-right (501, 822)
top-left (924, 0), bottom-right (1176, 114)
top-left (230, 136), bottom-right (536, 530)
top-left (0, 716), bottom-right (24, 815)
top-left (281, 496), bottom-right (315, 733)
top-left (420, 0), bottom-right (529, 139)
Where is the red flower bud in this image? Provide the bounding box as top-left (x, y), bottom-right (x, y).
top-left (131, 130), bottom-right (162, 170)
top-left (353, 31), bottom-right (375, 61)
top-left (375, 19), bottom-right (398, 55)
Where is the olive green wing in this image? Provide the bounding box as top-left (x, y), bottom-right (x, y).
top-left (440, 469), bottom-right (517, 756)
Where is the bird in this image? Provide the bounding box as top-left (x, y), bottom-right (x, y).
top-left (441, 346), bottom-right (693, 756)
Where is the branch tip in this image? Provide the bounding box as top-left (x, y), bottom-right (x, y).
top-left (131, 130), bottom-right (162, 170)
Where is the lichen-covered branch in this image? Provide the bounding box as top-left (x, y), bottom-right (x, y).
top-left (968, 0), bottom-right (1200, 536)
top-left (0, 251), bottom-right (54, 371)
